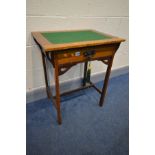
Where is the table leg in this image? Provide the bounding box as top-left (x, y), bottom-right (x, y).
top-left (41, 53), bottom-right (51, 99)
top-left (83, 61), bottom-right (88, 86)
top-left (99, 56), bottom-right (114, 107)
top-left (54, 62), bottom-right (62, 124)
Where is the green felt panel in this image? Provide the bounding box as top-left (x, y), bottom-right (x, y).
top-left (41, 30), bottom-right (112, 44)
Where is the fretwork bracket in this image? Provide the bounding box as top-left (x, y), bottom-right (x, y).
top-left (99, 58), bottom-right (111, 65)
top-left (58, 63), bottom-right (77, 75)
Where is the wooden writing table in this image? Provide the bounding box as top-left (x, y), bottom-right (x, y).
top-left (32, 30), bottom-right (125, 124)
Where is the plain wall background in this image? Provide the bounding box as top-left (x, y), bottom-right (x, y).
top-left (26, 0), bottom-right (129, 91)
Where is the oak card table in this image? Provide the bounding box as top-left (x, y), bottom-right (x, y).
top-left (32, 30), bottom-right (125, 125)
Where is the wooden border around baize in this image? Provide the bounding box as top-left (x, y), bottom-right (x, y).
top-left (32, 30), bottom-right (125, 52)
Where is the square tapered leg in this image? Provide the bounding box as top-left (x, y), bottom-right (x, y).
top-left (54, 61), bottom-right (62, 124)
top-left (99, 57), bottom-right (114, 107)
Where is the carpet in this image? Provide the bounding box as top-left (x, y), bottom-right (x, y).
top-left (26, 73), bottom-right (129, 155)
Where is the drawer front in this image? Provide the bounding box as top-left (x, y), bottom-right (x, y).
top-left (57, 44), bottom-right (118, 65)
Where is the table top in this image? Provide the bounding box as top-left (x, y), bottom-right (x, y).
top-left (32, 30), bottom-right (125, 52)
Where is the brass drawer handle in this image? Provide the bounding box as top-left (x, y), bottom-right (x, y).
top-left (83, 50), bottom-right (95, 58)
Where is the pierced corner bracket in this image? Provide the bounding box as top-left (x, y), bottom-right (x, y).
top-left (100, 59), bottom-right (109, 65)
top-left (58, 63), bottom-right (77, 75)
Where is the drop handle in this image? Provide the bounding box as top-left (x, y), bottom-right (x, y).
top-left (83, 50), bottom-right (96, 58)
